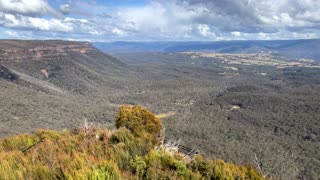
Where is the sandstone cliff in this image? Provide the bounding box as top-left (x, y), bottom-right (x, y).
top-left (0, 40), bottom-right (94, 61)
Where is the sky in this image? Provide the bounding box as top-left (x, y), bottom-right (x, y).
top-left (0, 0), bottom-right (320, 41)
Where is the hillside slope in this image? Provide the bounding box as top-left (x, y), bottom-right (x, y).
top-left (0, 40), bottom-right (129, 95)
top-left (0, 40), bottom-right (135, 137)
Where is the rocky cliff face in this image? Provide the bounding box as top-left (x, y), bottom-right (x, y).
top-left (0, 41), bottom-right (94, 61)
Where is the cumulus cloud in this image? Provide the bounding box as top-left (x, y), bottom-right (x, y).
top-left (114, 1), bottom-right (207, 39)
top-left (112, 28), bottom-right (127, 36)
top-left (188, 0), bottom-right (320, 32)
top-left (60, 4), bottom-right (71, 14)
top-left (4, 30), bottom-right (33, 39)
top-left (0, 0), bottom-right (59, 16)
top-left (0, 0), bottom-right (320, 41)
top-left (0, 13), bottom-right (73, 32)
top-left (197, 24), bottom-right (215, 38)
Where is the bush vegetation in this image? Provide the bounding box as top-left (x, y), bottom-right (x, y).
top-left (0, 105), bottom-right (263, 179)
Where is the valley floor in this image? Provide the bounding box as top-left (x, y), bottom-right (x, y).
top-left (1, 46), bottom-right (320, 179)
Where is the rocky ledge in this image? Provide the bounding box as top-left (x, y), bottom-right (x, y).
top-left (0, 40), bottom-right (94, 61)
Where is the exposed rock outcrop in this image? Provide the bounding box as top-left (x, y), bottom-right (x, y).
top-left (0, 41), bottom-right (94, 61)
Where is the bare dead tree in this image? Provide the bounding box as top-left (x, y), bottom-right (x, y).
top-left (254, 153), bottom-right (271, 179)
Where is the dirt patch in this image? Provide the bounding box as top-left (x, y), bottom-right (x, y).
top-left (155, 111), bottom-right (176, 119)
top-left (230, 105), bottom-right (241, 110)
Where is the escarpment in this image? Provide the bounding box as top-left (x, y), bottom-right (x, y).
top-left (0, 41), bottom-right (94, 62)
top-left (0, 40), bottom-right (129, 95)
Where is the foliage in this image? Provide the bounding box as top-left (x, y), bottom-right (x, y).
top-left (115, 105), bottom-right (163, 147)
top-left (0, 105), bottom-right (264, 179)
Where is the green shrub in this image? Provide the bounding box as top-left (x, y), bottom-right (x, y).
top-left (115, 105), bottom-right (163, 147)
top-left (91, 161), bottom-right (122, 180)
top-left (0, 134), bottom-right (39, 152)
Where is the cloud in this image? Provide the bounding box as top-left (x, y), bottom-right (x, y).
top-left (114, 1), bottom-right (207, 39)
top-left (0, 0), bottom-right (320, 41)
top-left (112, 28), bottom-right (127, 36)
top-left (0, 0), bottom-right (59, 16)
top-left (197, 24), bottom-right (215, 38)
top-left (172, 0), bottom-right (320, 32)
top-left (116, 2), bottom-right (168, 33)
top-left (4, 30), bottom-right (33, 39)
top-left (98, 13), bottom-right (113, 19)
top-left (4, 30), bottom-right (18, 37)
top-left (58, 1), bottom-right (109, 17)
top-left (231, 31), bottom-right (241, 37)
top-left (60, 4), bottom-right (71, 14)
top-left (0, 13), bottom-right (73, 32)
top-left (103, 0), bottom-right (320, 40)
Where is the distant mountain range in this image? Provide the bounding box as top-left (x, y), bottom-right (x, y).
top-left (93, 39), bottom-right (320, 61)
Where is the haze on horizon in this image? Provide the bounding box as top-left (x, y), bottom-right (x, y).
top-left (0, 0), bottom-right (319, 42)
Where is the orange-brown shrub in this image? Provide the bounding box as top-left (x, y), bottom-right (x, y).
top-left (0, 105), bottom-right (264, 179)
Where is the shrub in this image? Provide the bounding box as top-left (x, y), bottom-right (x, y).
top-left (108, 128), bottom-right (144, 170)
top-left (91, 161), bottom-right (122, 180)
top-left (0, 134), bottom-right (39, 152)
top-left (115, 105), bottom-right (163, 147)
top-left (189, 155), bottom-right (264, 180)
top-left (0, 105), bottom-right (264, 180)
